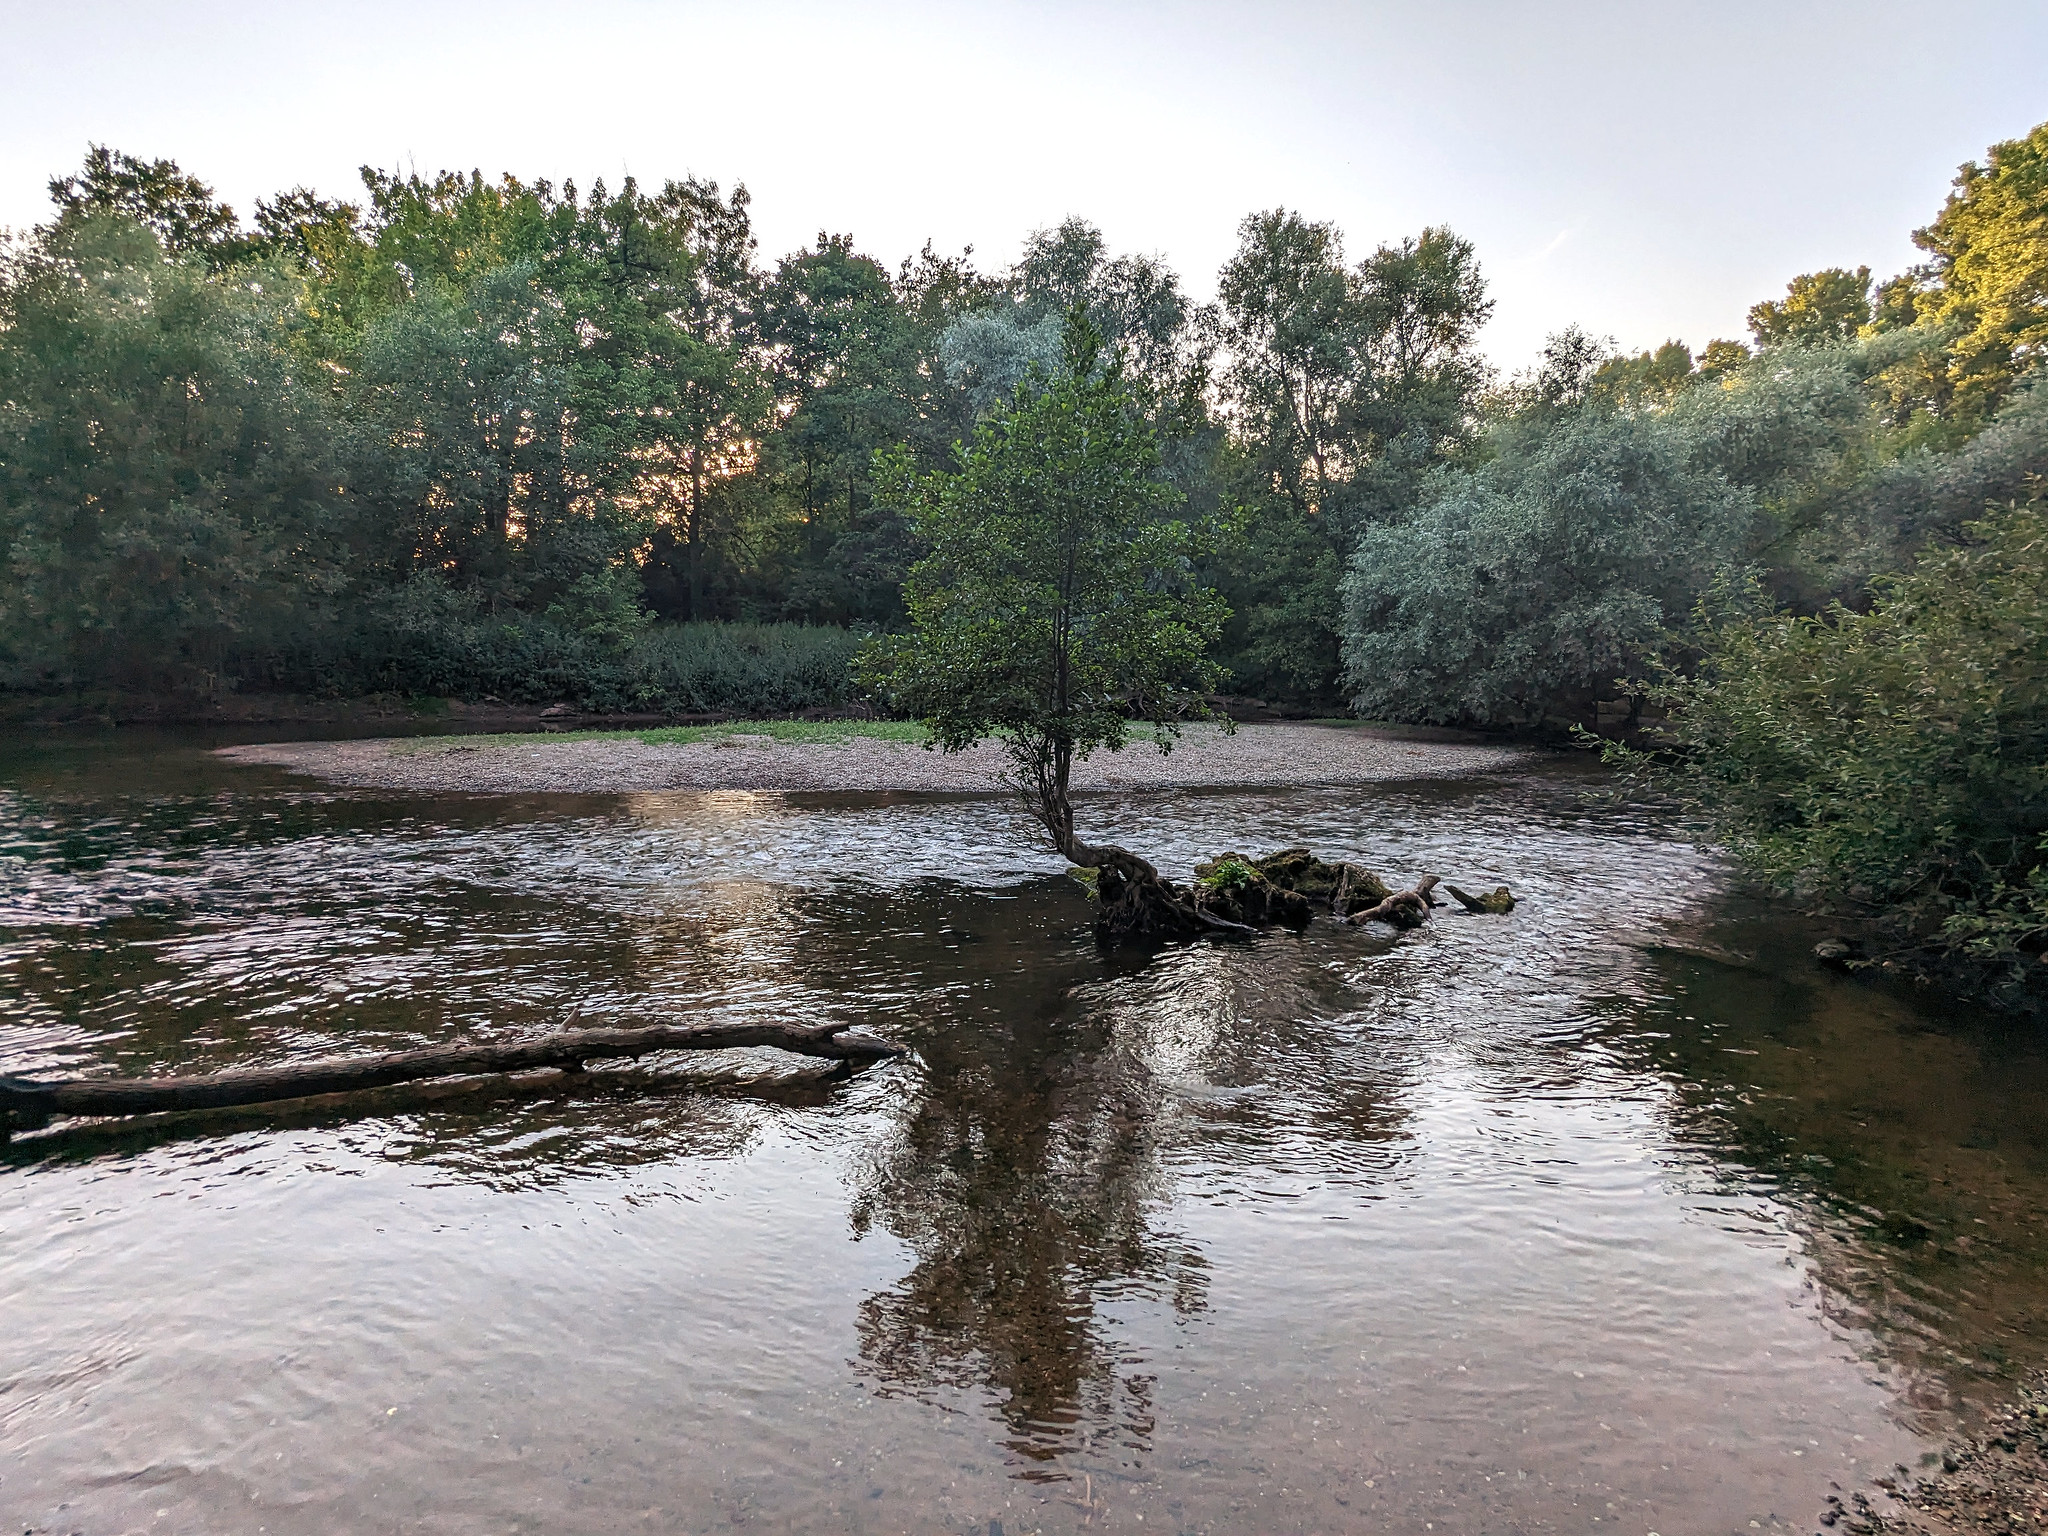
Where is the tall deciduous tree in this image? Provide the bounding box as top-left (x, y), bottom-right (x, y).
top-left (1747, 267), bottom-right (1873, 347)
top-left (47, 146), bottom-right (246, 266)
top-left (762, 234), bottom-right (922, 619)
top-left (1217, 210), bottom-right (1359, 520)
top-left (1212, 211), bottom-right (1491, 702)
top-left (0, 215), bottom-right (345, 689)
top-left (1913, 120), bottom-right (2048, 423)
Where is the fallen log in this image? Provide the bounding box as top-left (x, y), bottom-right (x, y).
top-left (0, 1020), bottom-right (905, 1131)
top-left (4, 1057), bottom-right (851, 1161)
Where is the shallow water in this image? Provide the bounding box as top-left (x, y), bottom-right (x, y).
top-left (5, 732), bottom-right (2048, 1535)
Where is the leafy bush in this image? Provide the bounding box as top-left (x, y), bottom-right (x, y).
top-left (1196, 857), bottom-right (1257, 892)
top-left (622, 622), bottom-right (865, 714)
top-left (1337, 341), bottom-right (1920, 728)
top-left (1341, 405), bottom-right (1754, 726)
top-left (250, 602), bottom-right (863, 715)
top-left (1640, 501), bottom-right (2048, 985)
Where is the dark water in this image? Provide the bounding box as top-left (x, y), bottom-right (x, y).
top-left (5, 732), bottom-right (2048, 1536)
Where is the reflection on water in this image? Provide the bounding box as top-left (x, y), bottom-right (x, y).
top-left (4, 732), bottom-right (2048, 1533)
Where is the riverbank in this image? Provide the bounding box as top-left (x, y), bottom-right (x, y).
top-left (219, 721), bottom-right (1536, 795)
top-left (1855, 1375), bottom-right (2048, 1533)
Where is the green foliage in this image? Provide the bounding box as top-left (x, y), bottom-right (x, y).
top-left (1211, 212), bottom-right (1493, 700)
top-left (1638, 503), bottom-right (2048, 984)
top-left (861, 316), bottom-right (1226, 797)
top-left (1592, 340), bottom-right (1701, 407)
top-left (1196, 856), bottom-right (1257, 892)
top-left (1747, 267), bottom-right (1873, 347)
top-left (1342, 400), bottom-right (1755, 725)
top-left (1341, 343), bottom-right (1876, 725)
top-left (1204, 489), bottom-right (1343, 702)
top-left (1, 149), bottom-right (913, 706)
top-left (1912, 120), bottom-right (2048, 423)
top-left (1217, 213), bottom-right (1491, 533)
top-left (1696, 338), bottom-right (1755, 381)
top-left (1587, 337), bottom-right (1757, 405)
top-left (0, 214), bottom-right (347, 690)
top-left (301, 612), bottom-right (860, 715)
top-left (759, 234), bottom-right (977, 623)
top-left (938, 217), bottom-right (1199, 417)
top-left (48, 145), bottom-right (245, 264)
top-left (1337, 318), bottom-right (2039, 728)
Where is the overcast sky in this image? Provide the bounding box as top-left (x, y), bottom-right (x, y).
top-left (4, 0), bottom-right (2045, 368)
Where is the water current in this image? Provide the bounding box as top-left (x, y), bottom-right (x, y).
top-left (5, 730), bottom-right (2048, 1535)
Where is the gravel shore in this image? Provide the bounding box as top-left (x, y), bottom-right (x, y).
top-left (1845, 1376), bottom-right (2048, 1534)
top-left (218, 723), bottom-right (1536, 796)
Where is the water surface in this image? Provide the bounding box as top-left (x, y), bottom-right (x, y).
top-left (5, 732), bottom-right (2048, 1535)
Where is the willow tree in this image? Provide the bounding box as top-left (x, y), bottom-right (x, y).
top-left (863, 315), bottom-right (1229, 940)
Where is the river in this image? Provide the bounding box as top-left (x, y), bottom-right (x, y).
top-left (4, 730), bottom-right (2046, 1534)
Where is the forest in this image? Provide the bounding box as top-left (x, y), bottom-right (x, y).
top-left (0, 143), bottom-right (1491, 710)
top-left (4, 124), bottom-right (2047, 982)
top-left (4, 132), bottom-right (2042, 721)
top-left (6, 131), bottom-right (2041, 717)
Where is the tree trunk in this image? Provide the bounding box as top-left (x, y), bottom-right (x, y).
top-left (686, 463), bottom-right (706, 621)
top-left (1017, 736), bottom-right (1251, 945)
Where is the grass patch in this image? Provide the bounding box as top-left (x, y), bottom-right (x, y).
top-left (396, 718), bottom-right (929, 752)
top-left (637, 719), bottom-right (928, 746)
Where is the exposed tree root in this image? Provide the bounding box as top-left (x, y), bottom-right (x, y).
top-left (1076, 848), bottom-right (1513, 947)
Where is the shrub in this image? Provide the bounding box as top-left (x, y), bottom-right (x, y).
top-left (1341, 406), bottom-right (1753, 726)
top-left (1639, 500), bottom-right (2048, 988)
top-left (246, 605), bottom-right (864, 715)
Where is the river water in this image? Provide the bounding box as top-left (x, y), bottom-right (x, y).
top-left (4, 731), bottom-right (2048, 1536)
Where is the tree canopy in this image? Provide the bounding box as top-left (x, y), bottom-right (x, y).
top-left (861, 316), bottom-right (1225, 864)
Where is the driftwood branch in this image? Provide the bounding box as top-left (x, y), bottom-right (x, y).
top-left (0, 1021), bottom-right (905, 1126)
top-left (1347, 875), bottom-right (1442, 929)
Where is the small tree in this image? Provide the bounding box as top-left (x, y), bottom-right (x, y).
top-left (863, 315), bottom-right (1228, 938)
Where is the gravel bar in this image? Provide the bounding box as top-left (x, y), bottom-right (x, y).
top-left (218, 724), bottom-right (1536, 796)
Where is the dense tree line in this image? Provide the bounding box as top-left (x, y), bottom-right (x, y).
top-left (1344, 119), bottom-right (2048, 732)
top-left (0, 147), bottom-right (1491, 704)
top-left (5, 124), bottom-right (2043, 729)
top-left (1380, 119), bottom-right (2048, 990)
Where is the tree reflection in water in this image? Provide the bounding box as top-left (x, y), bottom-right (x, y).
top-left (814, 872), bottom-right (1426, 1479)
top-left (847, 991), bottom-right (1208, 1472)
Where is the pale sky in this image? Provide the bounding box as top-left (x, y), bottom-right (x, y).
top-left (4, 1), bottom-right (2045, 369)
